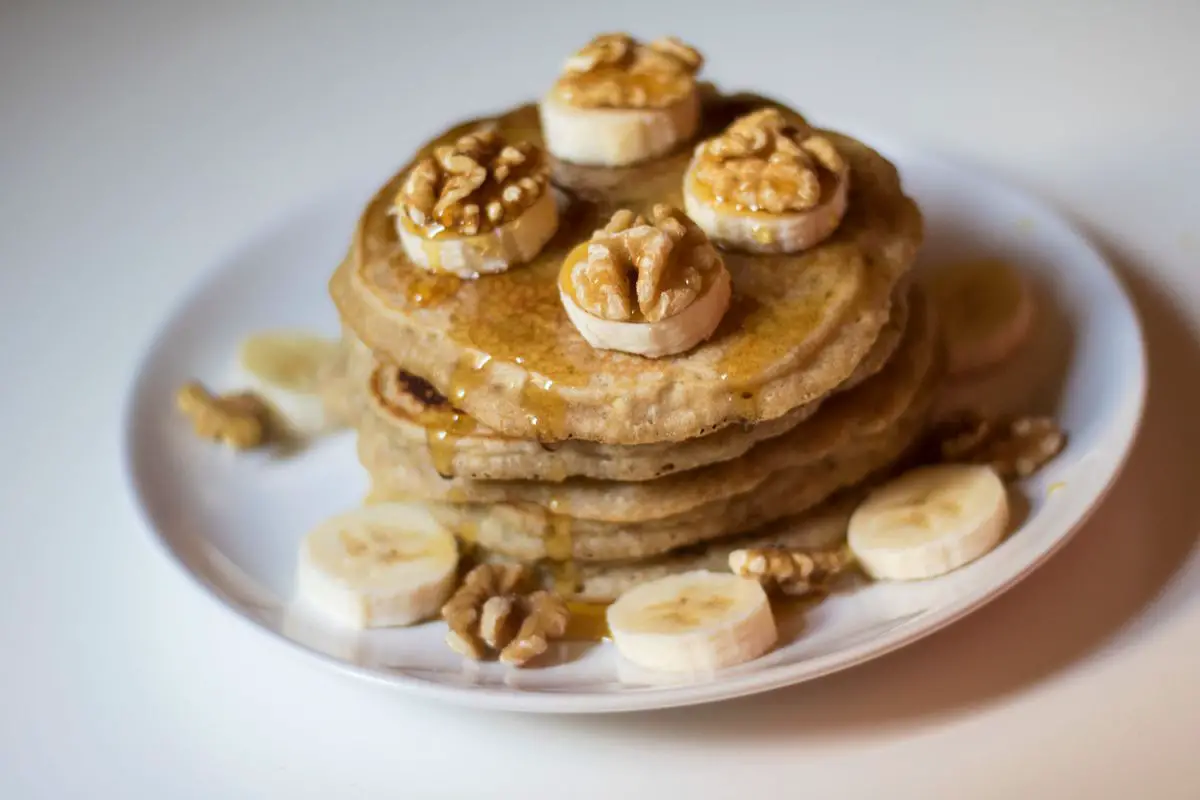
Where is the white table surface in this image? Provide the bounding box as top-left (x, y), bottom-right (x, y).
top-left (3, 1), bottom-right (1199, 797)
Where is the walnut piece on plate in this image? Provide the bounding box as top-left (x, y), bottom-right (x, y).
top-left (441, 564), bottom-right (570, 667)
top-left (728, 545), bottom-right (855, 597)
top-left (498, 591), bottom-right (571, 666)
top-left (928, 410), bottom-right (1067, 480)
top-left (175, 381), bottom-right (271, 449)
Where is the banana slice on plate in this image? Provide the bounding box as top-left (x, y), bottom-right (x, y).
top-left (294, 503), bottom-right (459, 628)
top-left (393, 126), bottom-right (558, 277)
top-left (848, 464), bottom-right (1009, 581)
top-left (607, 570), bottom-right (777, 672)
top-left (925, 259), bottom-right (1035, 376)
top-left (236, 331), bottom-right (340, 437)
top-left (683, 108), bottom-right (850, 254)
top-left (559, 205), bottom-right (731, 358)
top-left (540, 34), bottom-right (703, 167)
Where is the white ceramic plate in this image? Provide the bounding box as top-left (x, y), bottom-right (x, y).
top-left (123, 139), bottom-right (1145, 713)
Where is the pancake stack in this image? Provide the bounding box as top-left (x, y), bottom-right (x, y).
top-left (325, 92), bottom-right (937, 602)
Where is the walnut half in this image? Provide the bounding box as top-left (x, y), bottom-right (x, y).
top-left (498, 591), bottom-right (570, 666)
top-left (691, 108), bottom-right (847, 214)
top-left (569, 205), bottom-right (719, 323)
top-left (729, 546), bottom-right (855, 596)
top-left (441, 565), bottom-right (570, 667)
top-left (555, 33), bottom-right (703, 110)
top-left (395, 125), bottom-right (550, 236)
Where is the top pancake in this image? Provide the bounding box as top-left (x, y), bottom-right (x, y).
top-left (330, 93), bottom-right (923, 445)
top-left (324, 283), bottom-right (908, 483)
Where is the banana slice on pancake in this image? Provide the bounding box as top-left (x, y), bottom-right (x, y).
top-left (540, 34), bottom-right (703, 167)
top-left (392, 125), bottom-right (558, 277)
top-left (683, 108), bottom-right (850, 254)
top-left (559, 205), bottom-right (731, 358)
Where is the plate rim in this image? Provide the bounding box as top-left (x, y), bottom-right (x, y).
top-left (120, 134), bottom-right (1148, 714)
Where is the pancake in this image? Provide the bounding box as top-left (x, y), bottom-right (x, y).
top-left (839, 277), bottom-right (910, 392)
top-left (368, 354), bottom-right (939, 563)
top-left (331, 329), bottom-right (818, 482)
top-left (359, 286), bottom-right (936, 523)
top-left (426, 400), bottom-right (925, 562)
top-left (569, 493), bottom-right (861, 603)
top-left (330, 93), bottom-right (922, 445)
top-left (333, 285), bottom-right (912, 483)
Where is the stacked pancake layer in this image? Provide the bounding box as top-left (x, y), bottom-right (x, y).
top-left (327, 93), bottom-right (935, 601)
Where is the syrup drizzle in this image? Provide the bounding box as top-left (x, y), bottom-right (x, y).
top-left (448, 353), bottom-right (492, 406)
top-left (422, 408), bottom-right (477, 477)
top-left (405, 270), bottom-right (461, 308)
top-left (521, 377), bottom-right (567, 441)
top-left (544, 513), bottom-right (578, 596)
top-left (563, 601), bottom-right (611, 642)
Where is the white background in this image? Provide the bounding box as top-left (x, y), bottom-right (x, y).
top-left (3, 1), bottom-right (1199, 797)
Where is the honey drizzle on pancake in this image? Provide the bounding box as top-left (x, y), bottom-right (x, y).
top-left (406, 271), bottom-right (462, 308)
top-left (544, 512), bottom-right (578, 596)
top-left (713, 270), bottom-right (845, 387)
top-left (448, 353), bottom-right (491, 405)
top-left (375, 363), bottom-right (479, 476)
top-left (422, 408), bottom-right (477, 477)
top-left (520, 377), bottom-right (567, 440)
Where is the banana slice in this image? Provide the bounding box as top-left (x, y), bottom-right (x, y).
top-left (539, 34), bottom-right (703, 167)
top-left (393, 126), bottom-right (558, 277)
top-left (848, 464), bottom-right (1009, 581)
top-left (236, 331), bottom-right (340, 437)
top-left (560, 260), bottom-right (731, 358)
top-left (540, 91), bottom-right (699, 167)
top-left (925, 259), bottom-right (1034, 376)
top-left (683, 170), bottom-right (849, 254)
top-left (294, 503), bottom-right (459, 628)
top-left (606, 571), bottom-right (777, 672)
top-left (559, 206), bottom-right (731, 358)
top-left (682, 108), bottom-right (850, 254)
top-left (396, 189), bottom-right (559, 278)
